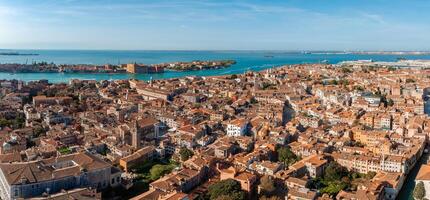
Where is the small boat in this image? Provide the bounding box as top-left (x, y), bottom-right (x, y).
top-left (264, 55), bottom-right (274, 58)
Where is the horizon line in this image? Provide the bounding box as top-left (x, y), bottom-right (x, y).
top-left (1, 48), bottom-right (430, 52)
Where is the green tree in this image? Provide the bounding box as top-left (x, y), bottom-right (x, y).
top-left (313, 162), bottom-right (352, 196)
top-left (365, 171), bottom-right (376, 179)
top-left (260, 196), bottom-right (282, 200)
top-left (341, 67), bottom-right (352, 73)
top-left (353, 85), bottom-right (364, 91)
top-left (340, 79), bottom-right (350, 86)
top-left (277, 146), bottom-right (298, 167)
top-left (320, 182), bottom-right (348, 196)
top-left (387, 99), bottom-right (394, 107)
top-left (262, 82), bottom-right (275, 90)
top-left (406, 78), bottom-right (416, 83)
top-left (388, 66), bottom-right (397, 71)
top-left (208, 179), bottom-right (246, 200)
top-left (179, 147), bottom-right (194, 161)
top-left (149, 164), bottom-right (175, 180)
top-left (33, 126), bottom-right (46, 137)
top-left (0, 118), bottom-right (11, 128)
top-left (329, 80), bottom-right (338, 85)
top-left (58, 147), bottom-right (72, 155)
top-left (414, 181), bottom-right (426, 200)
top-left (215, 195), bottom-right (232, 200)
top-left (0, 116), bottom-right (25, 129)
top-left (259, 175), bottom-right (276, 195)
top-left (324, 162), bottom-right (349, 182)
top-left (13, 116), bottom-right (25, 128)
top-left (380, 95), bottom-right (388, 107)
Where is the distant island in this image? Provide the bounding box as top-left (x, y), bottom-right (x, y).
top-left (0, 52), bottom-right (39, 56)
top-left (158, 60), bottom-right (236, 71)
top-left (304, 51), bottom-right (430, 55)
top-left (0, 60), bottom-right (236, 73)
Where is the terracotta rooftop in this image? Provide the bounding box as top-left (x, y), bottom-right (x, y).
top-left (416, 164), bottom-right (430, 181)
top-left (0, 152), bottom-right (110, 185)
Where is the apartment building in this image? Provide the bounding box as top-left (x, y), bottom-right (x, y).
top-left (0, 152), bottom-right (113, 200)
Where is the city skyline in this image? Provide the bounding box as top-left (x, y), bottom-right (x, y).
top-left (1, 0), bottom-right (430, 50)
top-left (0, 1), bottom-right (430, 199)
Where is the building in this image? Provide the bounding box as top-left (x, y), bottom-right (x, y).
top-left (32, 96), bottom-right (73, 106)
top-left (288, 155), bottom-right (327, 178)
top-left (287, 187), bottom-right (318, 200)
top-left (137, 87), bottom-right (173, 101)
top-left (120, 118), bottom-right (160, 148)
top-left (226, 118), bottom-right (249, 137)
top-left (335, 152), bottom-right (407, 174)
top-left (218, 166), bottom-right (257, 196)
top-left (0, 152), bottom-right (113, 200)
top-left (136, 117), bottom-right (160, 141)
top-left (249, 161), bottom-right (283, 176)
top-left (182, 93), bottom-right (203, 103)
top-left (372, 172), bottom-right (405, 200)
top-left (132, 168), bottom-right (205, 200)
top-left (119, 146), bottom-right (156, 172)
top-left (126, 64), bottom-right (164, 74)
top-left (30, 188), bottom-right (102, 200)
top-left (336, 181), bottom-right (385, 200)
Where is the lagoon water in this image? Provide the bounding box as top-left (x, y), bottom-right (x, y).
top-left (1, 50), bottom-right (430, 83)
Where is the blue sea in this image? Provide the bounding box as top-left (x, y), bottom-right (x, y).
top-left (1, 50), bottom-right (430, 83)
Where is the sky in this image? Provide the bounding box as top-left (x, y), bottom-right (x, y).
top-left (0, 0), bottom-right (429, 51)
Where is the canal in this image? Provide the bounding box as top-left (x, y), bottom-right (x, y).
top-left (397, 153), bottom-right (429, 200)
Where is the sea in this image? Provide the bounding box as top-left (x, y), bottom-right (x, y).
top-left (1, 50), bottom-right (430, 83)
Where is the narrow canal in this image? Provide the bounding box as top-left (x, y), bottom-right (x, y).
top-left (397, 153), bottom-right (429, 200)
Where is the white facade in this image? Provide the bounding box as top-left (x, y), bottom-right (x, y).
top-left (226, 123), bottom-right (247, 137)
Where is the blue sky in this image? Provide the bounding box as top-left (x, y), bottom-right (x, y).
top-left (0, 0), bottom-right (429, 50)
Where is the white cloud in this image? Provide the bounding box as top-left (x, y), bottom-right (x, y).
top-left (361, 13), bottom-right (386, 24)
top-left (0, 5), bottom-right (18, 16)
top-left (235, 3), bottom-right (305, 14)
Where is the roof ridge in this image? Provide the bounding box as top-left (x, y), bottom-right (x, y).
top-left (11, 165), bottom-right (29, 184)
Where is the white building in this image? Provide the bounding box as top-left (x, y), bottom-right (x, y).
top-left (363, 95), bottom-right (381, 106)
top-left (226, 118), bottom-right (249, 137)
